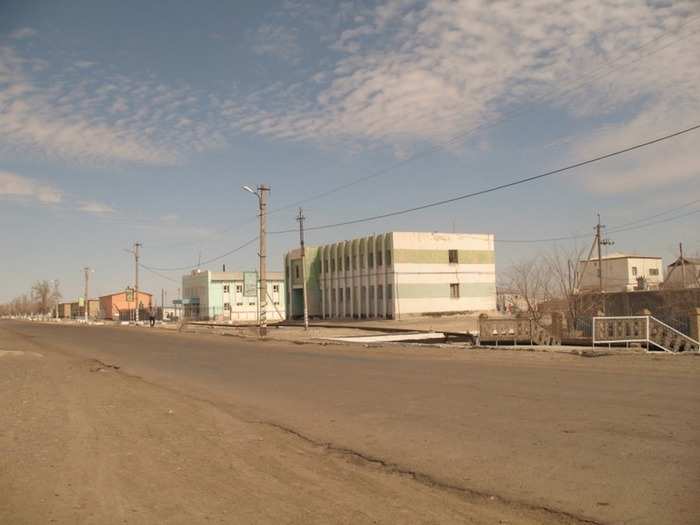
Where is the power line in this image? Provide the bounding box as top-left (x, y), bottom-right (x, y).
top-left (138, 263), bottom-right (180, 284)
top-left (266, 16), bottom-right (700, 216)
top-left (142, 237), bottom-right (259, 272)
top-left (268, 124), bottom-right (700, 234)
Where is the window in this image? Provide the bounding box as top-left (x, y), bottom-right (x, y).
top-left (224, 302), bottom-right (230, 310)
top-left (377, 285), bottom-right (383, 300)
top-left (385, 250), bottom-right (392, 266)
top-left (346, 287), bottom-right (351, 302)
top-left (338, 288), bottom-right (344, 301)
top-left (236, 285), bottom-right (242, 293)
top-left (649, 268), bottom-right (659, 276)
top-left (448, 249), bottom-right (458, 264)
top-left (236, 302), bottom-right (243, 306)
top-left (331, 258), bottom-right (336, 272)
top-left (631, 266), bottom-right (638, 276)
top-left (331, 289), bottom-right (336, 303)
top-left (223, 284), bottom-right (230, 293)
top-left (345, 256), bottom-right (350, 270)
top-left (368, 253), bottom-right (374, 268)
top-left (273, 285), bottom-right (279, 292)
top-left (450, 283), bottom-right (460, 298)
top-left (387, 284), bottom-right (393, 299)
top-left (295, 265), bottom-right (300, 279)
top-left (360, 254), bottom-right (365, 269)
top-left (352, 255), bottom-right (357, 270)
top-left (377, 250), bottom-right (383, 266)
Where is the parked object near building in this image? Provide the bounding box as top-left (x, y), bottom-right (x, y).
top-left (284, 231), bottom-right (496, 320)
top-left (181, 269), bottom-right (285, 322)
top-left (576, 252), bottom-right (663, 293)
top-left (664, 256), bottom-right (700, 289)
top-left (99, 290), bottom-right (153, 321)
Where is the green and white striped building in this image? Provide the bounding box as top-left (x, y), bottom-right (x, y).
top-left (284, 232), bottom-right (496, 320)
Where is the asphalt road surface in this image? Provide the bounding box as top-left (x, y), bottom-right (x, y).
top-left (1, 320), bottom-right (699, 525)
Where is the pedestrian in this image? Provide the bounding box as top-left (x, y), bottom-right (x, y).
top-left (149, 306), bottom-right (155, 328)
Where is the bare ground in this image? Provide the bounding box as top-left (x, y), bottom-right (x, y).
top-left (1, 325), bottom-right (593, 525)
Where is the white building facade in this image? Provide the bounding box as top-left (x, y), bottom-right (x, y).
top-left (181, 270), bottom-right (285, 322)
top-left (285, 232), bottom-right (496, 319)
top-left (576, 253), bottom-right (664, 293)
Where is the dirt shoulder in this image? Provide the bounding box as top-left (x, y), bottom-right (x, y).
top-left (1, 324), bottom-right (592, 525)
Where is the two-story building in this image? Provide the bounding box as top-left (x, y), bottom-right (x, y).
top-left (284, 231), bottom-right (496, 319)
top-left (181, 269), bottom-right (285, 322)
top-left (576, 252), bottom-right (664, 293)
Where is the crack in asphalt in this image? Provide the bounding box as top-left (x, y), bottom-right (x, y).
top-left (255, 419), bottom-right (607, 525)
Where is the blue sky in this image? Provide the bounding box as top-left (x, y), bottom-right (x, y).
top-left (1, 0), bottom-right (699, 303)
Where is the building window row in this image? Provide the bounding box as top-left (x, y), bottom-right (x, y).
top-left (321, 249), bottom-right (392, 275)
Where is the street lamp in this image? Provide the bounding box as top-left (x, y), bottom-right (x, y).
top-left (242, 184), bottom-right (270, 337)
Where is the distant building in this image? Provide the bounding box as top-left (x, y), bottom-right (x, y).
top-left (59, 299), bottom-right (99, 319)
top-left (664, 256), bottom-right (700, 289)
top-left (181, 270), bottom-right (285, 322)
top-left (57, 302), bottom-right (72, 319)
top-left (99, 291), bottom-right (153, 321)
top-left (284, 231), bottom-right (496, 320)
top-left (576, 252), bottom-right (663, 293)
top-left (496, 287), bottom-right (528, 314)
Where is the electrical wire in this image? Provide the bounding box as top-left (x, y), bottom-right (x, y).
top-left (268, 124), bottom-right (700, 234)
top-left (138, 263), bottom-right (180, 284)
top-left (141, 237), bottom-right (259, 272)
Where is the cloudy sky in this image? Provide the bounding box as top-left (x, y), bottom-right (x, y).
top-left (1, 0), bottom-right (699, 302)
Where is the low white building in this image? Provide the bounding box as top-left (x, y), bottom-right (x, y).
top-left (576, 252), bottom-right (663, 293)
top-left (181, 269), bottom-right (285, 322)
top-left (285, 231), bottom-right (496, 319)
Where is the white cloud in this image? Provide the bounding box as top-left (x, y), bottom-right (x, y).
top-left (78, 200), bottom-right (115, 214)
top-left (8, 28), bottom-right (36, 40)
top-left (251, 24), bottom-right (302, 64)
top-left (0, 46), bottom-right (226, 167)
top-left (0, 170), bottom-right (62, 204)
top-left (73, 60), bottom-right (96, 69)
top-left (230, 0), bottom-right (700, 168)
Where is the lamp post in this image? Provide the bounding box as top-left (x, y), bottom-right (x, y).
top-left (242, 184), bottom-right (270, 337)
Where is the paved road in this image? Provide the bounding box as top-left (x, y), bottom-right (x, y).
top-left (3, 320), bottom-right (699, 524)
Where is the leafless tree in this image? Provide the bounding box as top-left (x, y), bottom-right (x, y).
top-left (32, 280), bottom-right (53, 315)
top-left (505, 256), bottom-right (554, 324)
top-left (542, 244), bottom-right (591, 333)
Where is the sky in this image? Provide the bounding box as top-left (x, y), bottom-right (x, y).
top-left (1, 0), bottom-right (699, 303)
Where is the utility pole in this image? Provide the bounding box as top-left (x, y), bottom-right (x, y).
top-left (679, 242), bottom-right (687, 289)
top-left (594, 214), bottom-right (614, 314)
top-left (258, 186), bottom-right (269, 337)
top-left (134, 242), bottom-right (141, 322)
top-left (161, 288), bottom-right (165, 320)
top-left (83, 267), bottom-right (91, 323)
top-left (297, 208), bottom-right (309, 330)
top-left (242, 184), bottom-right (270, 336)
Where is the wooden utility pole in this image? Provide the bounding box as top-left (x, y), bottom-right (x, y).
top-left (258, 185), bottom-right (269, 337)
top-left (134, 242), bottom-right (142, 322)
top-left (680, 242), bottom-right (687, 289)
top-left (596, 214), bottom-right (603, 296)
top-left (83, 267), bottom-right (91, 323)
top-left (297, 208), bottom-right (309, 330)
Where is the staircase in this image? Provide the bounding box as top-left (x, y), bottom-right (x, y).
top-left (648, 317), bottom-right (699, 353)
top-left (593, 315), bottom-right (699, 353)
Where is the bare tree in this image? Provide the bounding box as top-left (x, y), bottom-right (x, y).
top-left (505, 256), bottom-right (554, 324)
top-left (543, 245), bottom-right (590, 334)
top-left (31, 280), bottom-right (52, 315)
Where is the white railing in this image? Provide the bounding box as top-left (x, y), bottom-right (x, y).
top-left (593, 316), bottom-right (699, 353)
